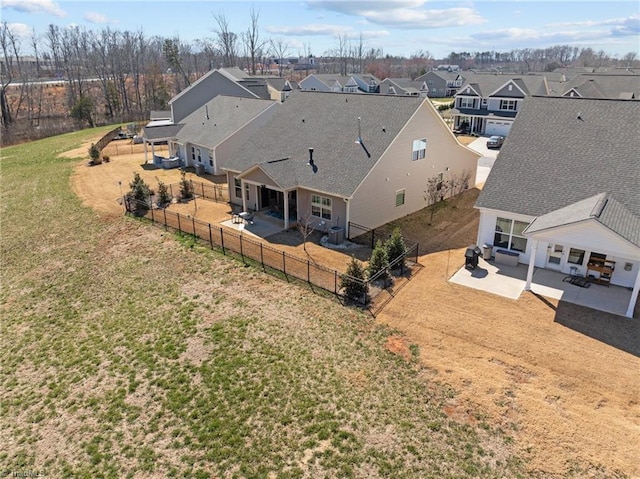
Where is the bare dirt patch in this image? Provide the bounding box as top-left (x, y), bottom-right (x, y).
top-left (377, 248), bottom-right (640, 477)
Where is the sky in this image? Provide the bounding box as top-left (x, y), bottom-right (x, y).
top-left (2, 0), bottom-right (639, 60)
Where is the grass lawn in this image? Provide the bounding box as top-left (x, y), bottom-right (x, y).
top-left (1, 129), bottom-right (525, 477)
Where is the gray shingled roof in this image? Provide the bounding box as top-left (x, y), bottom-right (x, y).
top-left (227, 92), bottom-right (426, 198)
top-left (175, 96), bottom-right (275, 148)
top-left (476, 96), bottom-right (640, 238)
top-left (523, 193), bottom-right (640, 247)
top-left (458, 74), bottom-right (549, 97)
top-left (559, 74), bottom-right (640, 99)
top-left (143, 123), bottom-right (184, 141)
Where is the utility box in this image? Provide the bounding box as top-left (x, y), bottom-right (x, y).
top-left (328, 226), bottom-right (344, 245)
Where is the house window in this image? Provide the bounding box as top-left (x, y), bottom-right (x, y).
top-left (191, 147), bottom-right (195, 160)
top-left (588, 252), bottom-right (607, 264)
top-left (311, 194), bottom-right (332, 220)
top-left (412, 139), bottom-right (427, 161)
top-left (209, 159), bottom-right (213, 167)
top-left (234, 177), bottom-right (242, 198)
top-left (494, 217), bottom-right (528, 253)
top-left (197, 148), bottom-right (202, 162)
top-left (389, 86), bottom-right (397, 95)
top-left (244, 183), bottom-right (250, 201)
top-left (436, 172), bottom-right (445, 191)
top-left (395, 189), bottom-right (405, 207)
top-left (568, 248), bottom-right (585, 265)
top-left (459, 97), bottom-right (474, 109)
top-left (500, 99), bottom-right (517, 111)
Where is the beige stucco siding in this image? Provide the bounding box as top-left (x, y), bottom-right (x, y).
top-left (349, 101), bottom-right (479, 230)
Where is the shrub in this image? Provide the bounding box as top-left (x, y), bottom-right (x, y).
top-left (127, 172), bottom-right (151, 213)
top-left (102, 155), bottom-right (110, 163)
top-left (179, 170), bottom-right (193, 200)
top-left (386, 227), bottom-right (407, 270)
top-left (340, 257), bottom-right (368, 303)
top-left (88, 143), bottom-right (101, 165)
top-left (368, 239), bottom-right (389, 281)
top-left (156, 180), bottom-right (171, 207)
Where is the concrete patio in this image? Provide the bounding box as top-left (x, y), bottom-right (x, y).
top-left (450, 257), bottom-right (634, 317)
top-left (220, 211), bottom-right (286, 239)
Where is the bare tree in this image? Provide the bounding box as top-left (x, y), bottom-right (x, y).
top-left (213, 12), bottom-right (238, 68)
top-left (270, 38), bottom-right (290, 77)
top-left (0, 22), bottom-right (18, 127)
top-left (424, 174), bottom-right (448, 224)
top-left (335, 33), bottom-right (350, 75)
top-left (297, 210), bottom-right (316, 253)
top-left (446, 169), bottom-right (473, 207)
top-left (241, 7), bottom-right (267, 75)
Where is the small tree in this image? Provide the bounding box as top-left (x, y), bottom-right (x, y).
top-left (386, 227), bottom-right (407, 270)
top-left (297, 211), bottom-right (315, 252)
top-left (127, 172), bottom-right (151, 213)
top-left (368, 239), bottom-right (389, 282)
top-left (424, 175), bottom-right (448, 224)
top-left (70, 95), bottom-right (94, 127)
top-left (447, 169), bottom-right (473, 207)
top-left (341, 257), bottom-right (368, 303)
top-left (88, 143), bottom-right (100, 165)
top-left (156, 180), bottom-right (171, 207)
top-left (179, 170), bottom-right (193, 200)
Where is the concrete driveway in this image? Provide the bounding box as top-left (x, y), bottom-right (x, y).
top-left (467, 136), bottom-right (500, 187)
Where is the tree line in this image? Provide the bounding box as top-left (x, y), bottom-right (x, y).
top-left (1, 10), bottom-right (637, 146)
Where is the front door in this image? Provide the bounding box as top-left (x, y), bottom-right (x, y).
top-left (546, 243), bottom-right (564, 270)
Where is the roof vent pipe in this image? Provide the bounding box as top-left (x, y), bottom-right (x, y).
top-left (308, 148), bottom-right (314, 166)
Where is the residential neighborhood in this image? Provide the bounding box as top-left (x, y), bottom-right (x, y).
top-left (3, 2), bottom-right (640, 478)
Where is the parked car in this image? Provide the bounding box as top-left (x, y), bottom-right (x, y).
top-left (487, 135), bottom-right (504, 149)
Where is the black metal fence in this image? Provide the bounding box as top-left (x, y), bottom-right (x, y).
top-left (165, 180), bottom-right (229, 204)
top-left (124, 198), bottom-right (421, 316)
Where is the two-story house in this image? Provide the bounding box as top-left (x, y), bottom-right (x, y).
top-left (451, 74), bottom-right (551, 136)
top-left (415, 70), bottom-right (466, 97)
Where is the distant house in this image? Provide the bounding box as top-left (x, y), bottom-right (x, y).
top-left (379, 78), bottom-right (427, 96)
top-left (299, 74), bottom-right (381, 93)
top-left (451, 74), bottom-right (551, 136)
top-left (558, 72), bottom-right (639, 100)
top-left (222, 92), bottom-right (480, 233)
top-left (415, 71), bottom-right (466, 97)
top-left (475, 96), bottom-right (640, 317)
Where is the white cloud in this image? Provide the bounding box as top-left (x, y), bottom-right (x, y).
top-left (266, 23), bottom-right (389, 41)
top-left (6, 23), bottom-right (34, 38)
top-left (305, 1), bottom-right (486, 29)
top-left (1, 0), bottom-right (66, 17)
top-left (83, 12), bottom-right (111, 25)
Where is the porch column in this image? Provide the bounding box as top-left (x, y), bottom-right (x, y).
top-left (626, 268), bottom-right (640, 318)
top-left (524, 239), bottom-right (538, 291)
top-left (283, 192), bottom-right (289, 230)
top-left (241, 179), bottom-right (247, 212)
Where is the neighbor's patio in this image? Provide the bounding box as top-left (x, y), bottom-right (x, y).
top-left (449, 257), bottom-right (635, 318)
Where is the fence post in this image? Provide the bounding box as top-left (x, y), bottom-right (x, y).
top-left (201, 183), bottom-right (205, 198)
top-left (208, 224), bottom-right (213, 248)
top-left (192, 216), bottom-right (196, 236)
top-left (150, 205), bottom-right (154, 222)
top-left (260, 243), bottom-right (265, 271)
top-left (177, 213), bottom-right (181, 232)
top-left (240, 234), bottom-right (245, 264)
top-left (334, 271), bottom-right (338, 295)
top-left (307, 260), bottom-right (310, 283)
top-left (214, 186), bottom-right (218, 202)
top-left (163, 209), bottom-right (167, 231)
top-left (170, 184), bottom-right (173, 198)
top-left (371, 228), bottom-right (375, 249)
top-left (220, 227), bottom-right (225, 255)
top-left (282, 251), bottom-right (288, 280)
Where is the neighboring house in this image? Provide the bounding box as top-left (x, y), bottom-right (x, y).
top-left (168, 68), bottom-right (265, 123)
top-left (223, 92), bottom-right (480, 233)
top-left (169, 96), bottom-right (278, 175)
top-left (558, 72), bottom-right (640, 99)
top-left (379, 78), bottom-right (427, 96)
top-left (475, 96), bottom-right (640, 317)
top-left (299, 74), bottom-right (380, 93)
top-left (415, 71), bottom-right (466, 97)
top-left (262, 77), bottom-right (297, 102)
top-left (451, 74), bottom-right (551, 136)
